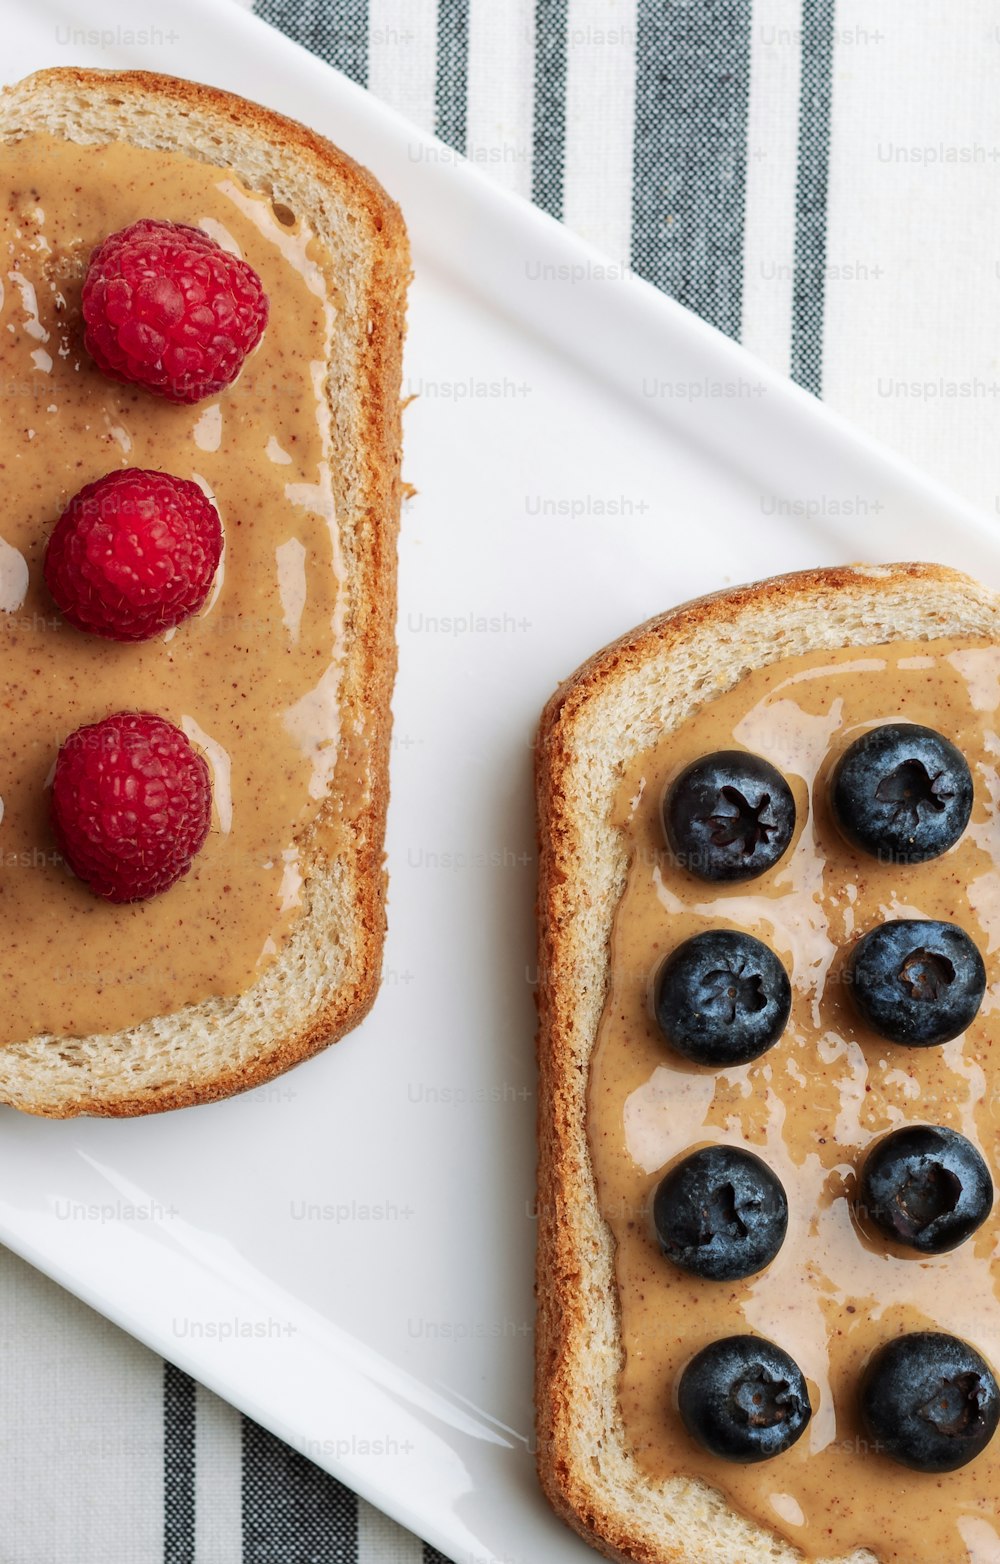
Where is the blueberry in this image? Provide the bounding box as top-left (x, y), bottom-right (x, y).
top-left (677, 1335), bottom-right (811, 1463)
top-left (859, 1125), bottom-right (993, 1254)
top-left (832, 723), bottom-right (973, 864)
top-left (653, 1145), bottom-right (788, 1281)
top-left (849, 919), bottom-right (985, 1046)
top-left (654, 930), bottom-right (791, 1066)
top-left (663, 750), bottom-right (796, 882)
top-left (860, 1332), bottom-right (1000, 1472)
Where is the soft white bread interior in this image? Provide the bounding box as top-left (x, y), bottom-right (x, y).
top-left (534, 562), bottom-right (1000, 1564)
top-left (0, 68), bottom-right (408, 1116)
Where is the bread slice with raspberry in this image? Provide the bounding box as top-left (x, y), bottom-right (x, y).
top-left (0, 69), bottom-right (408, 1116)
top-left (534, 562), bottom-right (1000, 1564)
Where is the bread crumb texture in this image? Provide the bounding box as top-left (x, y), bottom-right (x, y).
top-left (0, 70), bottom-right (409, 1115)
top-left (534, 562), bottom-right (1000, 1563)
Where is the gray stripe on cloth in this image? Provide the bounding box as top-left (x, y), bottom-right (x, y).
top-left (631, 0), bottom-right (753, 338)
top-left (791, 0), bottom-right (836, 394)
top-left (253, 0), bottom-right (369, 84)
top-left (532, 0), bottom-right (568, 217)
top-left (242, 1419), bottom-right (358, 1563)
top-left (194, 1385), bottom-right (242, 1564)
top-left (164, 1363), bottom-right (196, 1564)
top-left (435, 0), bottom-right (470, 152)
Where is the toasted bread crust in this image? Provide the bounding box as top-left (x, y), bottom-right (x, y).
top-left (0, 69), bottom-right (409, 1116)
top-left (534, 562), bottom-right (1000, 1564)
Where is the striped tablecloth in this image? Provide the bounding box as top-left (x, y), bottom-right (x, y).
top-left (4, 3), bottom-right (1000, 1561)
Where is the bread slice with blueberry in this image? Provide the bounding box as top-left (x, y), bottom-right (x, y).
top-left (534, 561), bottom-right (1000, 1563)
top-left (0, 69), bottom-right (408, 1116)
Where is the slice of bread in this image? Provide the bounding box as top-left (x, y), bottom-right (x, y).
top-left (0, 69), bottom-right (408, 1117)
top-left (534, 562), bottom-right (1000, 1564)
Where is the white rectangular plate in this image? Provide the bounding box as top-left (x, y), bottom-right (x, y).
top-left (3, 4), bottom-right (1000, 1560)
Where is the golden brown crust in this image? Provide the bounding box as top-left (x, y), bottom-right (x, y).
top-left (533, 561), bottom-right (985, 1563)
top-left (1, 69), bottom-right (409, 1117)
top-left (16, 67), bottom-right (408, 250)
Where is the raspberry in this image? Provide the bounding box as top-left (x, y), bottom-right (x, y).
top-left (44, 468), bottom-right (223, 642)
top-left (82, 218), bottom-right (269, 403)
top-left (51, 712), bottom-right (212, 903)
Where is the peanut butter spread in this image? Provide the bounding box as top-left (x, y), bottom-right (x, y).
top-left (588, 637), bottom-right (1000, 1564)
top-left (0, 132), bottom-right (344, 1042)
